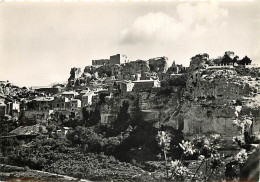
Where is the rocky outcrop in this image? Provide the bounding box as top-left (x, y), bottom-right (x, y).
top-left (84, 66), bottom-right (96, 75)
top-left (98, 87), bottom-right (183, 126)
top-left (148, 57), bottom-right (168, 73)
top-left (167, 67), bottom-right (260, 136)
top-left (126, 87), bottom-right (184, 125)
top-left (68, 68), bottom-right (82, 87)
top-left (103, 65), bottom-right (259, 138)
top-left (66, 53), bottom-right (259, 140)
top-left (119, 60), bottom-right (150, 80)
top-left (167, 61), bottom-right (187, 75)
top-left (189, 53), bottom-right (210, 71)
top-left (67, 56), bottom-right (172, 87)
top-left (100, 98), bottom-right (121, 125)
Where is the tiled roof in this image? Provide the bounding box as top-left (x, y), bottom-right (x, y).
top-left (33, 97), bottom-right (54, 102)
top-left (9, 124), bottom-right (47, 136)
top-left (61, 91), bottom-right (75, 95)
top-left (83, 91), bottom-right (95, 97)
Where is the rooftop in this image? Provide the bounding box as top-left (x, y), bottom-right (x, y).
top-left (71, 99), bottom-right (81, 102)
top-left (133, 80), bottom-right (155, 83)
top-left (31, 86), bottom-right (52, 89)
top-left (0, 102), bottom-right (6, 106)
top-left (83, 91), bottom-right (95, 97)
top-left (33, 97), bottom-right (54, 102)
top-left (61, 91), bottom-right (77, 95)
top-left (9, 124), bottom-right (48, 136)
top-left (80, 90), bottom-right (89, 94)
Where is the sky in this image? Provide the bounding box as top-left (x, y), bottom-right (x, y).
top-left (0, 1), bottom-right (259, 87)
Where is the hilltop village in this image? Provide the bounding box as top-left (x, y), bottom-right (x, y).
top-left (0, 52), bottom-right (258, 128)
top-left (0, 51), bottom-right (259, 181)
top-left (0, 53), bottom-right (185, 124)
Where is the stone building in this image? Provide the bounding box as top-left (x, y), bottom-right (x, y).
top-left (92, 59), bottom-right (109, 66)
top-left (119, 80), bottom-right (135, 93)
top-left (61, 91), bottom-right (78, 100)
top-left (132, 79), bottom-right (161, 91)
top-left (79, 89), bottom-right (90, 98)
top-left (109, 54), bottom-right (127, 65)
top-left (119, 79), bottom-right (161, 93)
top-left (92, 54), bottom-right (127, 66)
top-left (12, 101), bottom-right (20, 116)
top-left (82, 91), bottom-right (97, 106)
top-left (34, 87), bottom-right (60, 95)
top-left (0, 102), bottom-right (6, 116)
top-left (33, 97), bottom-right (54, 110)
top-left (111, 64), bottom-right (121, 78)
top-left (53, 96), bottom-right (69, 110)
top-left (70, 99), bottom-right (81, 108)
top-left (23, 110), bottom-right (50, 123)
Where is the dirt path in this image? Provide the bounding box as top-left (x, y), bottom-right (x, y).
top-left (0, 163), bottom-right (91, 182)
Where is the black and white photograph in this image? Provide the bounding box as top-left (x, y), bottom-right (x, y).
top-left (0, 0), bottom-right (259, 181)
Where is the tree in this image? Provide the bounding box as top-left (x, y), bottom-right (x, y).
top-left (82, 107), bottom-right (90, 122)
top-left (157, 131), bottom-right (171, 178)
top-left (131, 94), bottom-right (144, 127)
top-left (221, 53), bottom-right (233, 65)
top-left (239, 56), bottom-right (252, 65)
top-left (233, 56), bottom-right (239, 65)
top-left (116, 101), bottom-right (130, 124)
top-left (108, 101), bottom-right (131, 136)
top-left (88, 106), bottom-right (101, 126)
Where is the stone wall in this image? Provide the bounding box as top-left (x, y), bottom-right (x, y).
top-left (92, 59), bottom-right (109, 66)
top-left (109, 54), bottom-right (127, 65)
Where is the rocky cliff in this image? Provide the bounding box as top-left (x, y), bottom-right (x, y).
top-left (166, 67), bottom-right (260, 137)
top-left (67, 53), bottom-right (259, 140)
top-left (97, 65), bottom-right (260, 139)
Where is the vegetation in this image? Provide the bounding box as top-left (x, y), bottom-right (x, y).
top-left (1, 51), bottom-right (259, 181)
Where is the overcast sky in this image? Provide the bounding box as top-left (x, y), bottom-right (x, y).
top-left (0, 1), bottom-right (259, 87)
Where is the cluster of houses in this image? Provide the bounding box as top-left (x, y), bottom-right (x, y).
top-left (0, 96), bottom-right (20, 118)
top-left (29, 88), bottom-right (107, 111)
top-left (0, 81), bottom-right (23, 118)
top-left (0, 54), bottom-right (197, 119)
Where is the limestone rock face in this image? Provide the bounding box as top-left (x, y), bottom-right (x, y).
top-left (84, 66), bottom-right (96, 74)
top-left (68, 68), bottom-right (82, 87)
top-left (83, 65), bottom-right (112, 77)
top-left (148, 57), bottom-right (168, 73)
top-left (97, 66), bottom-right (259, 138)
top-left (120, 60), bottom-right (150, 79)
top-left (169, 67), bottom-right (260, 136)
top-left (189, 53), bottom-right (210, 71)
top-left (95, 65), bottom-right (112, 77)
top-left (100, 98), bottom-right (121, 125)
top-left (130, 87), bottom-right (184, 125)
top-left (69, 68), bottom-right (81, 80)
top-left (98, 87), bottom-right (183, 126)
